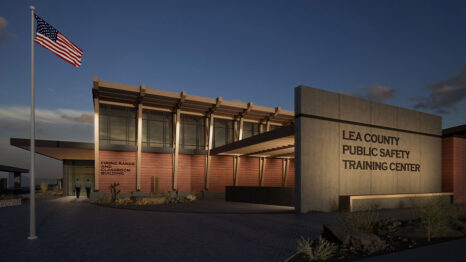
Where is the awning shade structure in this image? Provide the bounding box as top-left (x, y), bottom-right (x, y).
top-left (210, 125), bottom-right (295, 158)
top-left (0, 165), bottom-right (28, 173)
top-left (10, 138), bottom-right (94, 161)
top-left (94, 79), bottom-right (294, 125)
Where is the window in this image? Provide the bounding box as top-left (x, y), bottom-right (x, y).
top-left (180, 114), bottom-right (205, 150)
top-left (214, 118), bottom-right (234, 147)
top-left (142, 110), bottom-right (173, 148)
top-left (99, 104), bottom-right (136, 145)
top-left (242, 122), bottom-right (259, 139)
top-left (269, 125), bottom-right (280, 131)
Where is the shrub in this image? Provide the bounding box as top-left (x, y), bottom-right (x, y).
top-left (40, 183), bottom-right (48, 193)
top-left (135, 197), bottom-right (150, 206)
top-left (151, 197), bottom-right (166, 205)
top-left (97, 198), bottom-right (111, 205)
top-left (154, 176), bottom-right (159, 195)
top-left (414, 198), bottom-right (451, 242)
top-left (339, 208), bottom-right (380, 233)
top-left (115, 197), bottom-right (132, 205)
top-left (0, 194), bottom-right (16, 200)
top-left (296, 236), bottom-right (337, 261)
top-left (109, 182), bottom-right (120, 203)
top-left (135, 197), bottom-right (166, 205)
top-left (186, 193), bottom-right (196, 201)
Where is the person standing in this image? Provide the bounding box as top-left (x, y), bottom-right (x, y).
top-left (75, 178), bottom-right (81, 199)
top-left (85, 179), bottom-right (92, 199)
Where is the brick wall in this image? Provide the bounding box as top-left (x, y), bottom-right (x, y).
top-left (178, 154), bottom-right (205, 193)
top-left (209, 155), bottom-right (234, 192)
top-left (99, 150), bottom-right (295, 193)
top-left (141, 152), bottom-right (172, 194)
top-left (286, 159), bottom-right (295, 188)
top-left (453, 137), bottom-right (466, 203)
top-left (262, 158), bottom-right (283, 187)
top-left (237, 157), bottom-right (260, 186)
top-left (99, 150), bottom-right (137, 193)
top-left (442, 137), bottom-right (466, 203)
top-left (442, 138), bottom-right (454, 192)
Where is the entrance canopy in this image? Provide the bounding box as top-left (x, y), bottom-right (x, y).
top-left (10, 138), bottom-right (94, 161)
top-left (210, 125), bottom-right (295, 158)
top-left (0, 165), bottom-right (28, 173)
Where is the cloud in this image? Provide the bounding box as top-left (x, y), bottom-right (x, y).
top-left (0, 106), bottom-right (93, 125)
top-left (62, 113), bottom-right (94, 123)
top-left (0, 17), bottom-right (7, 28)
top-left (0, 17), bottom-right (16, 44)
top-left (346, 85), bottom-right (396, 101)
top-left (414, 67), bottom-right (466, 114)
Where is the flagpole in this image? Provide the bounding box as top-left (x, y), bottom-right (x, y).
top-left (28, 5), bottom-right (37, 240)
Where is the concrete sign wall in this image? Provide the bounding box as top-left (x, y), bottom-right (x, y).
top-left (295, 86), bottom-right (442, 213)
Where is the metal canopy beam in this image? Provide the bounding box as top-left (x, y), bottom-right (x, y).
top-left (210, 125), bottom-right (295, 158)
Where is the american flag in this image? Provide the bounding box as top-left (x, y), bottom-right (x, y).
top-left (34, 15), bottom-right (83, 67)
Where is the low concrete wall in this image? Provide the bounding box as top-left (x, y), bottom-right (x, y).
top-left (340, 193), bottom-right (453, 212)
top-left (0, 198), bottom-right (21, 208)
top-left (225, 186), bottom-right (294, 206)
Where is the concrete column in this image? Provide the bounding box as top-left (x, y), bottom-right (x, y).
top-left (136, 103), bottom-right (142, 191)
top-left (205, 114), bottom-right (214, 190)
top-left (173, 109), bottom-right (181, 190)
top-left (93, 97), bottom-right (100, 191)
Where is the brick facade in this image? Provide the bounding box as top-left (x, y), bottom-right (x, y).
top-left (98, 150), bottom-right (295, 194)
top-left (99, 150), bottom-right (137, 194)
top-left (442, 137), bottom-right (466, 203)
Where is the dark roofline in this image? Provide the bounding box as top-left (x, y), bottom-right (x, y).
top-left (442, 124), bottom-right (466, 138)
top-left (10, 138), bottom-right (94, 150)
top-left (0, 165), bottom-right (29, 173)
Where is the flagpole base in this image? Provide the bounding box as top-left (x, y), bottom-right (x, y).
top-left (27, 235), bottom-right (38, 240)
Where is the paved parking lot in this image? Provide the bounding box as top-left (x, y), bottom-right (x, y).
top-left (0, 198), bottom-right (335, 262)
top-left (3, 198), bottom-right (465, 262)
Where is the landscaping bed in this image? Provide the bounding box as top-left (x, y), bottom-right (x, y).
top-left (0, 196), bottom-right (21, 207)
top-left (286, 201), bottom-right (466, 261)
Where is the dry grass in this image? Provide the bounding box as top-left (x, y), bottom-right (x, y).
top-left (339, 208), bottom-right (380, 233)
top-left (296, 236), bottom-right (337, 261)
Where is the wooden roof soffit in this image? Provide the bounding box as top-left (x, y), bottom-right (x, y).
top-left (242, 102), bottom-right (253, 116)
top-left (261, 106), bottom-right (281, 124)
top-left (234, 102), bottom-right (253, 121)
top-left (138, 84), bottom-right (146, 104)
top-left (245, 144), bottom-right (294, 157)
top-left (176, 91), bottom-right (187, 109)
top-left (92, 76), bottom-right (100, 99)
top-left (208, 96), bottom-right (222, 116)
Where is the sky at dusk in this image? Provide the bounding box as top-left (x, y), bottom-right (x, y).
top-left (0, 0), bottom-right (465, 180)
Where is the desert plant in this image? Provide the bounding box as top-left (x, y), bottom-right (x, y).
top-left (186, 193), bottom-right (196, 201)
top-left (134, 197), bottom-right (166, 205)
top-left (152, 197), bottom-right (166, 205)
top-left (98, 198), bottom-right (112, 205)
top-left (154, 176), bottom-right (159, 195)
top-left (296, 236), bottom-right (337, 261)
top-left (338, 208), bottom-right (380, 233)
top-left (0, 194), bottom-right (16, 200)
top-left (135, 197), bottom-right (150, 205)
top-left (40, 183), bottom-right (48, 193)
top-left (115, 197), bottom-right (132, 205)
top-left (109, 182), bottom-right (121, 203)
top-left (414, 198), bottom-right (451, 242)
